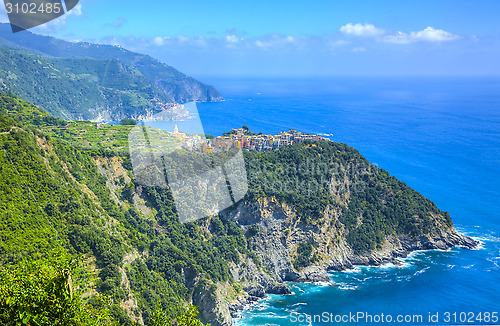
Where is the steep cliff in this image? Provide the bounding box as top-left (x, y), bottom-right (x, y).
top-left (223, 197), bottom-right (475, 282)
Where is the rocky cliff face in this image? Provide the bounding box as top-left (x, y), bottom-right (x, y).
top-left (224, 197), bottom-right (476, 276)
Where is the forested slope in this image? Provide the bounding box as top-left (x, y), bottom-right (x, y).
top-left (0, 93), bottom-right (475, 325)
top-left (0, 24), bottom-right (222, 121)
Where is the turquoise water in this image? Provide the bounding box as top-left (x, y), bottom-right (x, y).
top-left (195, 77), bottom-right (500, 325)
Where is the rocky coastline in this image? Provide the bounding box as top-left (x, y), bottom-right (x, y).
top-left (198, 197), bottom-right (478, 326)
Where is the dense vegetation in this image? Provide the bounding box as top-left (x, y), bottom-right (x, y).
top-left (121, 118), bottom-right (138, 126)
top-left (0, 93), bottom-right (229, 324)
top-left (0, 23), bottom-right (222, 118)
top-left (293, 242), bottom-right (319, 269)
top-left (0, 249), bottom-right (209, 325)
top-left (0, 46), bottom-right (174, 121)
top-left (0, 250), bottom-right (116, 325)
top-left (0, 92), bottom-right (454, 324)
top-left (243, 139), bottom-right (453, 254)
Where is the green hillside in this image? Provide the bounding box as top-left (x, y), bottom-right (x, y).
top-left (0, 24), bottom-right (222, 108)
top-left (0, 93), bottom-right (466, 325)
top-left (0, 94), bottom-right (227, 324)
top-left (0, 46), bottom-right (188, 121)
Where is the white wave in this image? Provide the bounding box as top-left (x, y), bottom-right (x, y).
top-left (338, 283), bottom-right (358, 290)
top-left (396, 275), bottom-right (412, 282)
top-left (245, 299), bottom-right (271, 312)
top-left (288, 284), bottom-right (306, 295)
top-left (378, 262), bottom-right (398, 269)
top-left (470, 235), bottom-right (500, 248)
top-left (413, 266), bottom-right (430, 276)
top-left (337, 282), bottom-right (358, 291)
top-left (486, 260), bottom-right (500, 272)
top-left (461, 264), bottom-right (476, 269)
top-left (406, 250), bottom-right (426, 259)
top-left (472, 240), bottom-right (486, 250)
top-left (358, 262), bottom-right (401, 271)
top-left (457, 227), bottom-right (500, 244)
top-left (395, 258), bottom-right (413, 268)
top-left (262, 311), bottom-right (278, 316)
top-left (402, 248), bottom-right (452, 263)
top-left (360, 276), bottom-right (374, 282)
top-left (342, 266), bottom-right (362, 274)
top-left (313, 281), bottom-right (334, 287)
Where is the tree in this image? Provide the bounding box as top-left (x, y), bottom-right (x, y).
top-left (149, 305), bottom-right (208, 326)
top-left (120, 118), bottom-right (137, 126)
top-left (0, 252), bottom-right (116, 325)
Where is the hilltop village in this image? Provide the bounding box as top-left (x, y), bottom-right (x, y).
top-left (206, 127), bottom-right (330, 152)
top-left (166, 125), bottom-right (331, 153)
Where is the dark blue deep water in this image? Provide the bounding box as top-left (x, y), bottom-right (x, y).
top-left (195, 77), bottom-right (500, 325)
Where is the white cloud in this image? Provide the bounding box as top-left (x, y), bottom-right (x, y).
top-left (174, 35), bottom-right (186, 43)
top-left (191, 36), bottom-right (207, 47)
top-left (225, 35), bottom-right (240, 43)
top-left (325, 39), bottom-right (349, 51)
top-left (383, 27), bottom-right (459, 44)
top-left (98, 25), bottom-right (463, 63)
top-left (411, 26), bottom-right (459, 42)
top-left (339, 23), bottom-right (459, 45)
top-left (255, 40), bottom-right (267, 48)
top-left (382, 32), bottom-right (411, 44)
top-left (150, 34), bottom-right (298, 50)
top-left (340, 23), bottom-right (385, 37)
top-left (151, 35), bottom-right (209, 48)
top-left (253, 34), bottom-right (299, 49)
top-left (167, 36), bottom-right (207, 47)
top-left (154, 36), bottom-right (165, 46)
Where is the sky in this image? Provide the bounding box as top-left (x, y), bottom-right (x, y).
top-left (1, 0), bottom-right (500, 78)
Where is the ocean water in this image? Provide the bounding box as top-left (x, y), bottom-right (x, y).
top-left (194, 77), bottom-right (500, 325)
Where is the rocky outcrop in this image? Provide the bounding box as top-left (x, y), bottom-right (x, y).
top-left (192, 280), bottom-right (232, 326)
top-left (223, 197), bottom-right (476, 277)
top-left (210, 196), bottom-right (478, 325)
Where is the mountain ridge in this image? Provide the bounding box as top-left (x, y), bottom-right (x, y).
top-left (0, 23), bottom-right (222, 121)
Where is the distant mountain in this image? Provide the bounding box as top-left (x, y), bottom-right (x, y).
top-left (0, 23), bottom-right (222, 121)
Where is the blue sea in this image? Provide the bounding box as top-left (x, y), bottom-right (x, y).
top-left (193, 77), bottom-right (500, 325)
